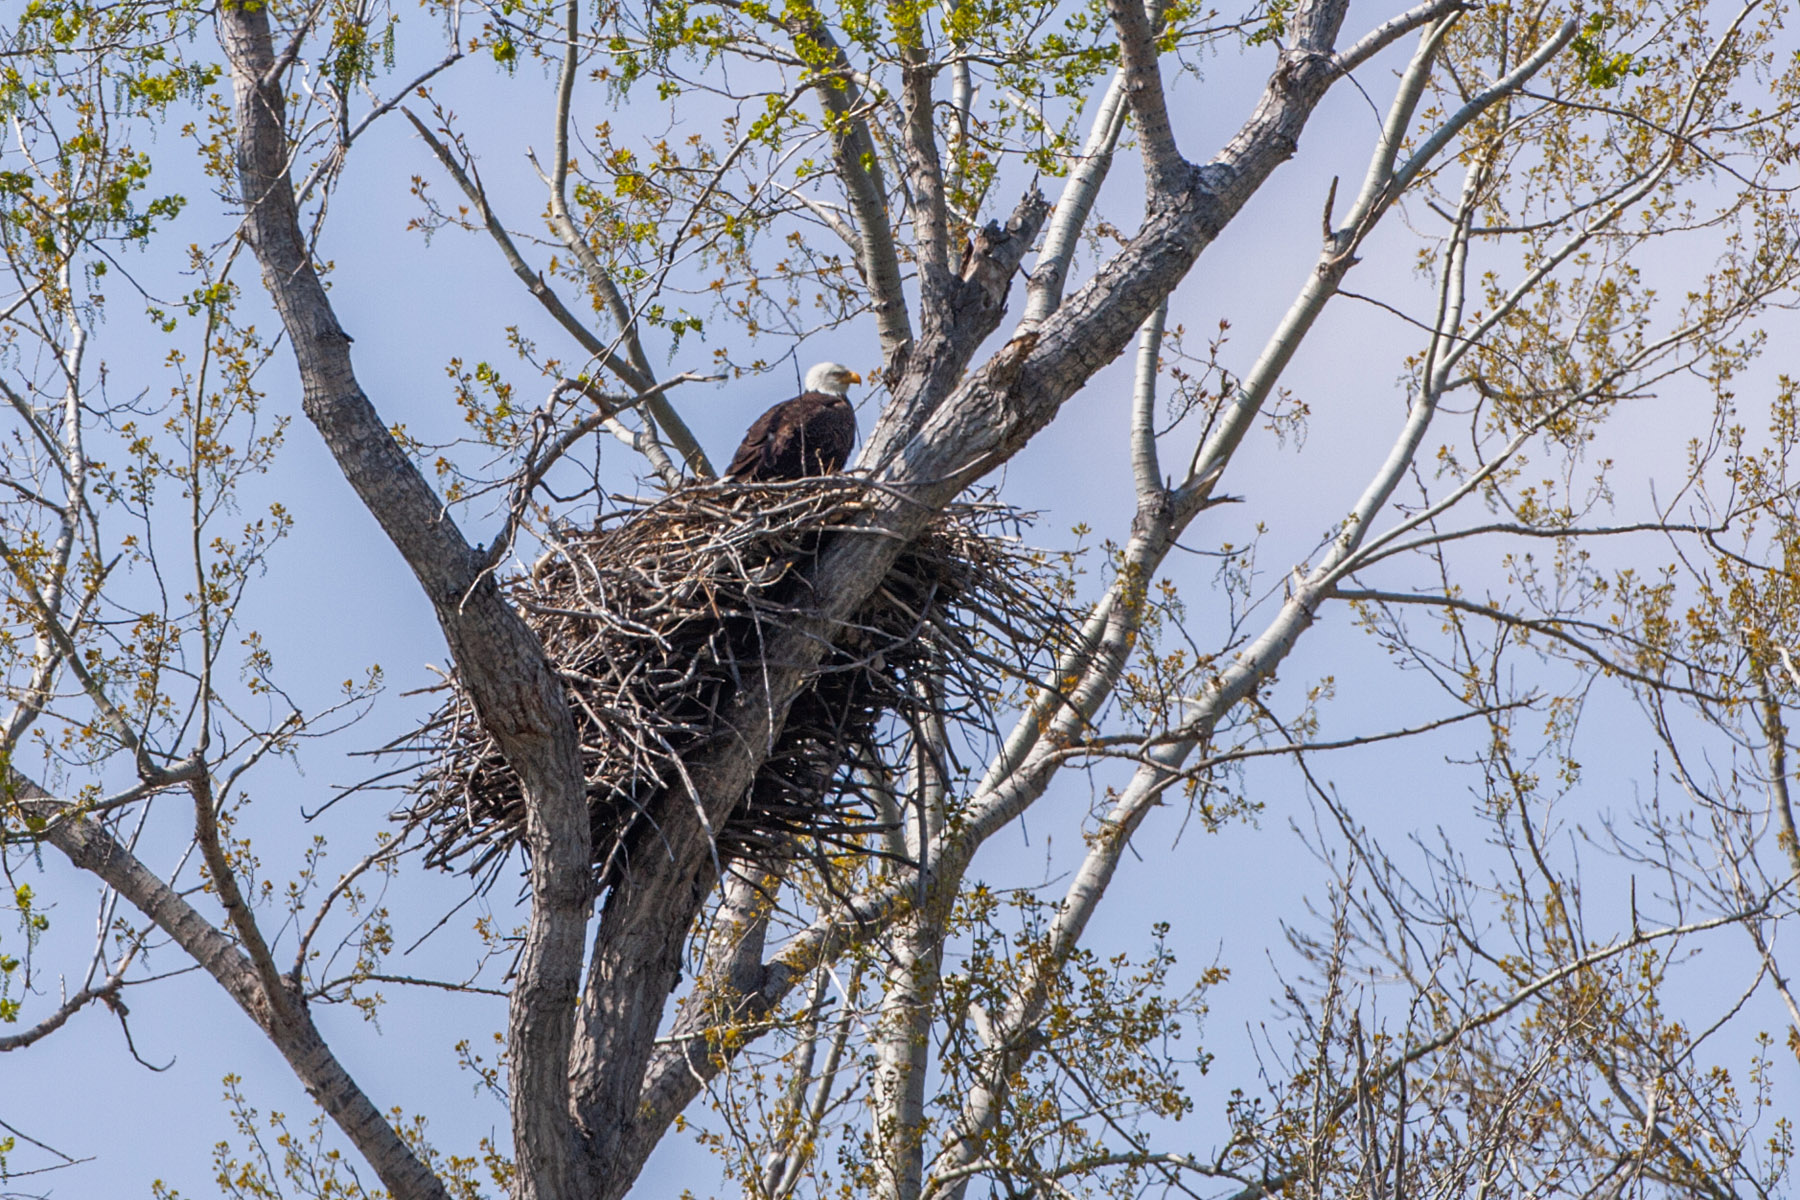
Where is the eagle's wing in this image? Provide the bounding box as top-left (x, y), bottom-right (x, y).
top-left (725, 401), bottom-right (789, 480)
top-left (727, 394), bottom-right (847, 481)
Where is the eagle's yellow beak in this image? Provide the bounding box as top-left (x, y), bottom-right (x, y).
top-left (847, 370), bottom-right (864, 385)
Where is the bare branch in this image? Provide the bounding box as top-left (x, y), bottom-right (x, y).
top-left (17, 780), bottom-right (449, 1200)
top-left (894, 9), bottom-right (955, 313)
top-left (1334, 588), bottom-right (1728, 701)
top-left (217, 8), bottom-right (593, 1196)
top-left (0, 970), bottom-right (127, 1052)
top-left (1023, 70), bottom-right (1129, 325)
top-left (539, 0), bottom-right (711, 476)
top-left (1130, 300), bottom-right (1166, 495)
top-left (1107, 0), bottom-right (1184, 198)
top-left (404, 109), bottom-right (655, 397)
top-left (792, 17), bottom-right (915, 365)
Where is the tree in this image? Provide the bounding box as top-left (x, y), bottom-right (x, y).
top-left (3, 0), bottom-right (1799, 1194)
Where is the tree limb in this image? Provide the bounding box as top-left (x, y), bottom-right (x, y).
top-left (1023, 69), bottom-right (1129, 325)
top-left (789, 14), bottom-right (915, 366)
top-left (16, 780), bottom-right (449, 1200)
top-left (216, 9), bottom-right (593, 1198)
top-left (1106, 0), bottom-right (1184, 199)
top-left (403, 109), bottom-right (655, 398)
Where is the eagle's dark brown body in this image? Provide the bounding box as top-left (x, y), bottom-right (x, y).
top-left (725, 391), bottom-right (857, 482)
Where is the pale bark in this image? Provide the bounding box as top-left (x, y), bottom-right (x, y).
top-left (691, 27), bottom-right (1585, 1184)
top-left (13, 0), bottom-right (1792, 1191)
top-left (763, 971), bottom-right (855, 1199)
top-left (1107, 0), bottom-right (1185, 198)
top-left (894, 8), bottom-right (954, 305)
top-left (862, 0), bottom-right (1459, 482)
top-left (870, 918), bottom-right (942, 1200)
top-left (1130, 301), bottom-right (1167, 494)
top-left (1023, 70), bottom-right (1129, 326)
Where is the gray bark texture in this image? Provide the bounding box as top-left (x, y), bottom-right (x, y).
top-left (217, 6), bottom-right (591, 1197)
top-left (209, 0), bottom-right (1450, 1192)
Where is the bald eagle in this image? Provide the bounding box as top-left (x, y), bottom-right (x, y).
top-left (725, 362), bottom-right (861, 482)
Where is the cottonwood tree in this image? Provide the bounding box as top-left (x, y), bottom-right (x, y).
top-left (4, 0), bottom-right (1800, 1196)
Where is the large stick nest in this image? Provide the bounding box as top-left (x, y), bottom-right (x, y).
top-left (400, 478), bottom-right (1073, 886)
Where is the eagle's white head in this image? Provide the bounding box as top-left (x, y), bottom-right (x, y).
top-left (804, 361), bottom-right (863, 398)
